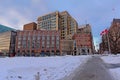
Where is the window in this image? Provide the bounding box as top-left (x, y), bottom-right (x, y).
top-left (32, 41), bottom-right (35, 48)
top-left (28, 37), bottom-right (30, 40)
top-left (27, 41), bottom-right (30, 48)
top-left (47, 35), bottom-right (50, 40)
top-left (56, 41), bottom-right (59, 45)
top-left (36, 41), bottom-right (40, 48)
top-left (42, 41), bottom-right (45, 48)
top-left (37, 36), bottom-right (41, 40)
top-left (52, 41), bottom-right (54, 45)
top-left (42, 36), bottom-right (45, 40)
top-left (28, 32), bottom-right (30, 36)
top-left (33, 36), bottom-right (36, 40)
top-left (51, 41), bottom-right (54, 48)
top-left (51, 44), bottom-right (54, 48)
top-left (46, 45), bottom-right (50, 48)
top-left (56, 44), bottom-right (59, 49)
top-left (18, 45), bottom-right (20, 49)
top-left (18, 37), bottom-right (21, 40)
top-left (56, 41), bottom-right (59, 49)
top-left (56, 36), bottom-right (59, 40)
top-left (42, 41), bottom-right (45, 45)
top-left (23, 37), bottom-right (26, 40)
top-left (18, 32), bottom-right (21, 37)
top-left (47, 41), bottom-right (50, 45)
top-left (22, 41), bottom-right (26, 48)
top-left (52, 36), bottom-right (54, 40)
top-left (24, 32), bottom-right (27, 36)
top-left (18, 41), bottom-right (21, 45)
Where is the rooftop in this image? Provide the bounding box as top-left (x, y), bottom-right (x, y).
top-left (0, 24), bottom-right (15, 33)
top-left (113, 18), bottom-right (120, 23)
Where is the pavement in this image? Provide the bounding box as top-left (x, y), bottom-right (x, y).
top-left (61, 56), bottom-right (115, 80)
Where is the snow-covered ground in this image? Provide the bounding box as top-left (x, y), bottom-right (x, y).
top-left (101, 54), bottom-right (120, 80)
top-left (0, 55), bottom-right (90, 80)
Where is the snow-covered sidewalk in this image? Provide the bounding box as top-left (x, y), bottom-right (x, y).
top-left (101, 54), bottom-right (120, 80)
top-left (0, 55), bottom-right (90, 80)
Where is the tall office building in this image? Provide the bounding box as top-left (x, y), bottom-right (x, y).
top-left (37, 11), bottom-right (78, 40)
top-left (60, 11), bottom-right (78, 39)
top-left (37, 11), bottom-right (60, 30)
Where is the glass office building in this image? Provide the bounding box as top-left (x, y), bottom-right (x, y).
top-left (0, 31), bottom-right (16, 56)
top-left (0, 24), bottom-right (15, 33)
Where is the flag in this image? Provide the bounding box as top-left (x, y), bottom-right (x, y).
top-left (104, 29), bottom-right (108, 33)
top-left (100, 29), bottom-right (108, 36)
top-left (100, 31), bottom-right (104, 35)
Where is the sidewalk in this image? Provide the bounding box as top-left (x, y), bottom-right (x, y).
top-left (61, 56), bottom-right (115, 80)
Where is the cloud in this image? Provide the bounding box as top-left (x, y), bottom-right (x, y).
top-left (0, 0), bottom-right (51, 30)
top-left (0, 8), bottom-right (32, 30)
top-left (0, 0), bottom-right (120, 49)
top-left (31, 0), bottom-right (50, 13)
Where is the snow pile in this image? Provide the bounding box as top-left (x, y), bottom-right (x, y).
top-left (101, 54), bottom-right (120, 80)
top-left (0, 55), bottom-right (90, 80)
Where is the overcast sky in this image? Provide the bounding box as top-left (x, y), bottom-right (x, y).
top-left (0, 0), bottom-right (120, 50)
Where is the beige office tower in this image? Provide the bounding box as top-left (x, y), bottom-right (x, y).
top-left (37, 11), bottom-right (78, 40)
top-left (37, 11), bottom-right (59, 30)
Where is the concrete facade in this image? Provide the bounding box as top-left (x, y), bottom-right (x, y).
top-left (61, 40), bottom-right (74, 55)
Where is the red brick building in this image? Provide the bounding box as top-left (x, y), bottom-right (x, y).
top-left (23, 22), bottom-right (37, 30)
top-left (15, 30), bottom-right (61, 56)
top-left (73, 24), bottom-right (94, 55)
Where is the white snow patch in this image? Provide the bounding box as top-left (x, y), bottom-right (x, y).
top-left (101, 54), bottom-right (120, 63)
top-left (0, 55), bottom-right (90, 80)
top-left (101, 54), bottom-right (120, 80)
top-left (109, 68), bottom-right (120, 80)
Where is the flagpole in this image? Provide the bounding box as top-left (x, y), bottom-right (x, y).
top-left (100, 29), bottom-right (111, 54)
top-left (106, 30), bottom-right (111, 54)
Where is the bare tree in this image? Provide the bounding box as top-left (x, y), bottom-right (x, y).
top-left (108, 26), bottom-right (120, 54)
